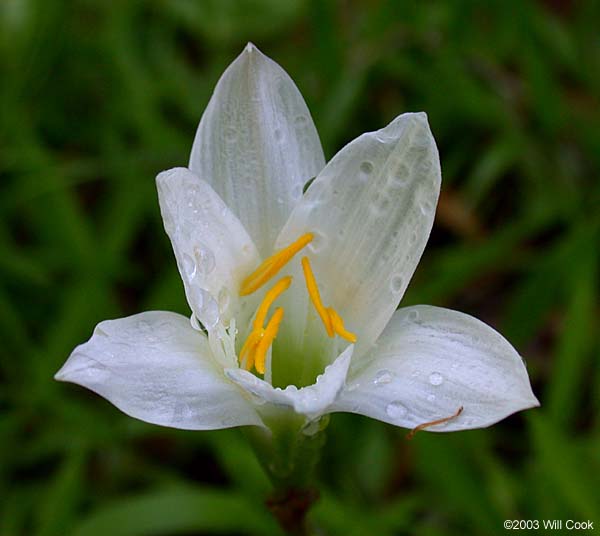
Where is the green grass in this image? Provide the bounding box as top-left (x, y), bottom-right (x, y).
top-left (1, 1), bottom-right (599, 534)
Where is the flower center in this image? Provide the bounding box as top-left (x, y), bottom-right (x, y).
top-left (238, 232), bottom-right (357, 375)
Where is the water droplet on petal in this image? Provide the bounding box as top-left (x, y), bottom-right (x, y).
top-left (408, 310), bottom-right (419, 321)
top-left (419, 199), bottom-right (434, 215)
top-left (294, 115), bottom-right (308, 126)
top-left (182, 253), bottom-right (197, 279)
top-left (194, 245), bottom-right (215, 275)
top-left (374, 369), bottom-right (394, 386)
top-left (308, 231), bottom-right (327, 253)
top-left (369, 192), bottom-right (391, 215)
top-left (274, 128), bottom-right (284, 142)
top-left (429, 372), bottom-right (444, 386)
top-left (218, 287), bottom-right (230, 313)
top-left (427, 393), bottom-right (436, 402)
top-left (224, 127), bottom-right (237, 143)
top-left (385, 401), bottom-right (407, 420)
top-left (360, 160), bottom-right (374, 175)
top-left (409, 232), bottom-right (418, 244)
top-left (390, 274), bottom-right (404, 294)
top-left (202, 301), bottom-right (219, 329)
top-left (389, 164), bottom-right (409, 187)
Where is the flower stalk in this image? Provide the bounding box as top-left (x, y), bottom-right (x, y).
top-left (245, 415), bottom-right (326, 534)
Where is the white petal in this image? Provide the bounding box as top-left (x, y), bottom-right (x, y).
top-left (333, 306), bottom-right (539, 431)
top-left (226, 345), bottom-right (353, 421)
top-left (276, 113), bottom-right (441, 354)
top-left (156, 167), bottom-right (260, 327)
top-left (55, 312), bottom-right (263, 430)
top-left (189, 43), bottom-right (325, 256)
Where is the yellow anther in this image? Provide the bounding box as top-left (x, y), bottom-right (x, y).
top-left (239, 277), bottom-right (291, 374)
top-left (240, 233), bottom-right (313, 296)
top-left (301, 256), bottom-right (333, 336)
top-left (327, 307), bottom-right (357, 343)
top-left (253, 276), bottom-right (292, 331)
top-left (253, 307), bottom-right (284, 374)
top-left (301, 256), bottom-right (356, 342)
top-left (239, 330), bottom-right (262, 371)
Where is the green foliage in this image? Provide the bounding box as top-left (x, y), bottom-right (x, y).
top-left (1, 1), bottom-right (599, 534)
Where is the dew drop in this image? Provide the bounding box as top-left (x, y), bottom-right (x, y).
top-left (182, 253), bottom-right (197, 279)
top-left (408, 310), bottom-right (419, 321)
top-left (370, 193), bottom-right (391, 215)
top-left (389, 164), bottom-right (409, 187)
top-left (294, 114), bottom-right (308, 126)
top-left (224, 126), bottom-right (237, 143)
top-left (429, 372), bottom-right (444, 386)
top-left (274, 128), bottom-right (284, 142)
top-left (308, 231), bottom-right (327, 253)
top-left (409, 232), bottom-right (418, 244)
top-left (194, 245), bottom-right (216, 275)
top-left (385, 401), bottom-right (407, 420)
top-left (218, 287), bottom-right (230, 312)
top-left (419, 199), bottom-right (434, 215)
top-left (197, 290), bottom-right (219, 329)
top-left (427, 393), bottom-right (436, 402)
top-left (390, 274), bottom-right (404, 294)
top-left (360, 161), bottom-right (374, 175)
top-left (374, 369), bottom-right (394, 386)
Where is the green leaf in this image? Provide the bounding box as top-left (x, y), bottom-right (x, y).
top-left (71, 486), bottom-right (282, 536)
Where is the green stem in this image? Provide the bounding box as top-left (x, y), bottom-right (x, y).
top-left (244, 412), bottom-right (327, 534)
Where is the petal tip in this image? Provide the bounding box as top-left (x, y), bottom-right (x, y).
top-left (155, 167), bottom-right (189, 186)
top-left (54, 368), bottom-right (67, 382)
top-left (244, 41), bottom-right (258, 53)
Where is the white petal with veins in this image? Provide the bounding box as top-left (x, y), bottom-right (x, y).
top-left (276, 113), bottom-right (441, 357)
top-left (55, 311), bottom-right (263, 430)
top-left (157, 167), bottom-right (260, 327)
top-left (189, 43), bottom-right (325, 256)
top-left (332, 306), bottom-right (539, 431)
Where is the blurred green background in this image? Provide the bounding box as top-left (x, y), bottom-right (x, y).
top-left (1, 1), bottom-right (599, 535)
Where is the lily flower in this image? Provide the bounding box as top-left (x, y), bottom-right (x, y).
top-left (55, 44), bottom-right (538, 445)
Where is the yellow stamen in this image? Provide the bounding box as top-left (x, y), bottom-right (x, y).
top-left (327, 307), bottom-right (357, 343)
top-left (239, 330), bottom-right (262, 371)
top-left (240, 233), bottom-right (313, 295)
top-left (253, 276), bottom-right (292, 331)
top-left (239, 277), bottom-right (291, 373)
top-left (301, 256), bottom-right (356, 342)
top-left (406, 406), bottom-right (464, 440)
top-left (253, 307), bottom-right (284, 374)
top-left (301, 256), bottom-right (333, 336)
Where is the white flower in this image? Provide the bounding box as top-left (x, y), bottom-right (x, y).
top-left (55, 43), bottom-right (538, 436)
